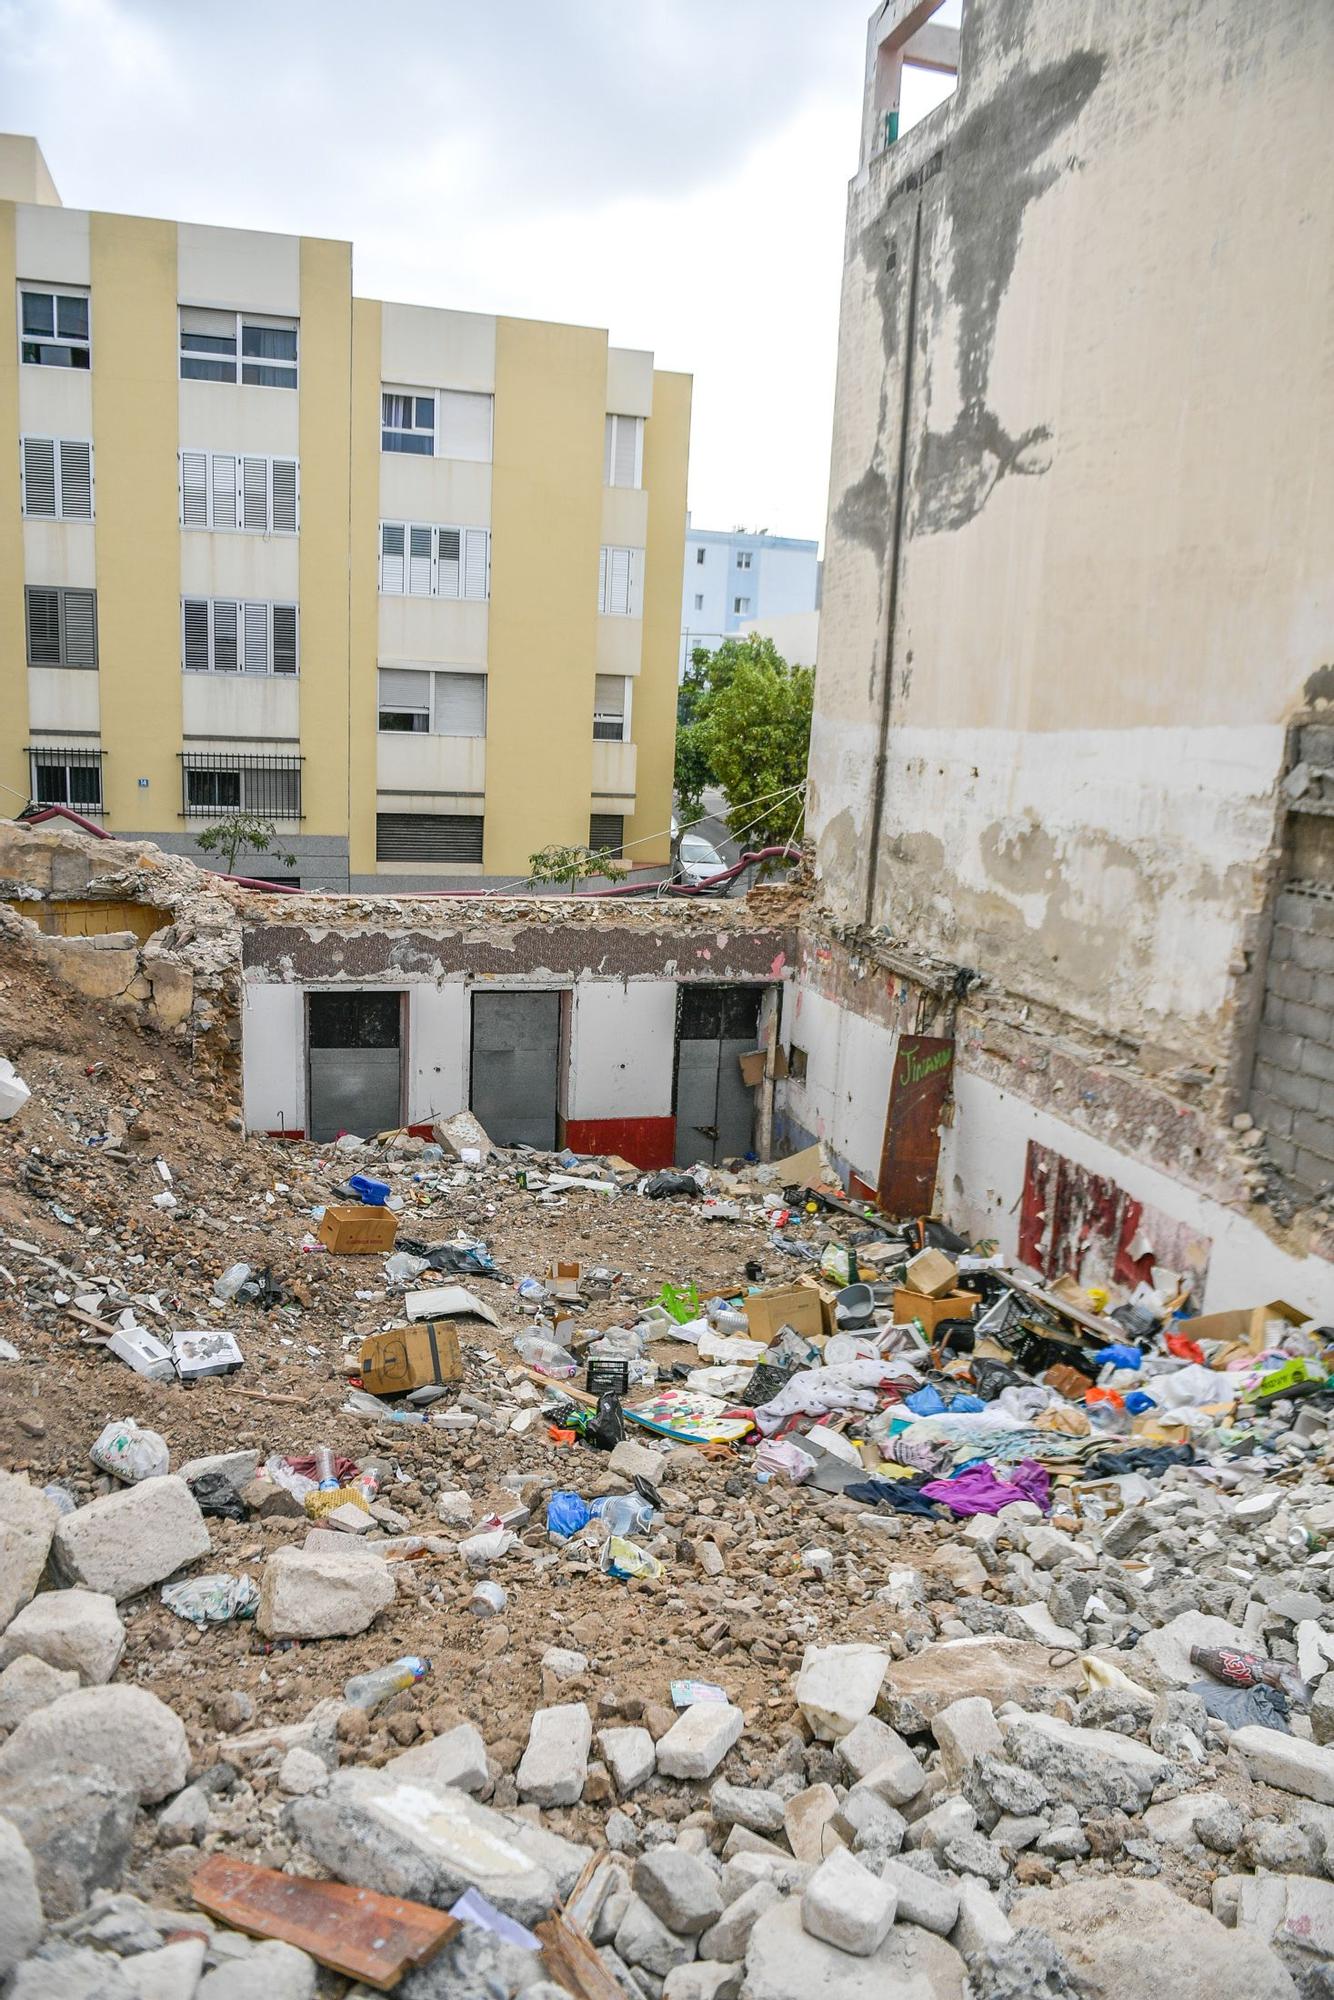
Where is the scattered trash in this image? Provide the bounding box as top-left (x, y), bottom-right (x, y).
top-left (0, 1058), bottom-right (31, 1121)
top-left (343, 1654), bottom-right (432, 1711)
top-left (162, 1573), bottom-right (260, 1624)
top-left (90, 1417), bottom-right (169, 1482)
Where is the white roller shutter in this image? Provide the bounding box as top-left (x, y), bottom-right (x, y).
top-left (243, 601), bottom-right (270, 674)
top-left (242, 457), bottom-right (268, 532)
top-left (409, 523), bottom-right (433, 595)
top-left (434, 671), bottom-right (486, 736)
top-left (462, 528), bottom-right (488, 600)
top-left (379, 668), bottom-right (430, 710)
top-left (380, 523), bottom-right (405, 593)
top-left (180, 450), bottom-right (209, 527)
top-left (437, 390), bottom-right (493, 461)
top-left (605, 414), bottom-right (641, 488)
top-left (211, 453), bottom-right (238, 531)
top-left (21, 437), bottom-right (56, 517)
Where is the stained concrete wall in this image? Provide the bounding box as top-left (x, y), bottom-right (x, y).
top-left (810, 0), bottom-right (1334, 1073)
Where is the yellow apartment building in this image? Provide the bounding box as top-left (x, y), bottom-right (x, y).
top-left (0, 135), bottom-right (691, 888)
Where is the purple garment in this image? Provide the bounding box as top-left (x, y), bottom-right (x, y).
top-left (919, 1459), bottom-right (1051, 1517)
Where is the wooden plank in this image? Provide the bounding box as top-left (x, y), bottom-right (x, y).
top-left (191, 1854), bottom-right (458, 1990)
top-left (537, 1914), bottom-right (628, 2000)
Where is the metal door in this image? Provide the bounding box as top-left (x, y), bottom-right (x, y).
top-left (471, 990), bottom-right (561, 1149)
top-left (674, 985), bottom-right (761, 1166)
top-left (307, 991), bottom-right (403, 1143)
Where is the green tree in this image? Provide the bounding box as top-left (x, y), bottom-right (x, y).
top-left (194, 813), bottom-right (296, 878)
top-left (527, 844), bottom-right (617, 891)
top-left (701, 654), bottom-right (814, 852)
top-left (674, 632), bottom-right (796, 827)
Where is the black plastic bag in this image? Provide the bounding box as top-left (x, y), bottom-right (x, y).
top-left (642, 1171), bottom-right (702, 1198)
top-left (1193, 1678), bottom-right (1291, 1733)
top-left (187, 1471), bottom-right (246, 1521)
top-left (587, 1392), bottom-right (626, 1450)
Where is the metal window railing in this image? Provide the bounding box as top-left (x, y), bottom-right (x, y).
top-left (27, 744), bottom-right (105, 814)
top-left (179, 751), bottom-right (303, 820)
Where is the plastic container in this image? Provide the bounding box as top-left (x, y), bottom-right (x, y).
top-left (347, 1173), bottom-right (390, 1206)
top-left (313, 1446), bottom-right (339, 1492)
top-left (590, 1493), bottom-right (655, 1537)
top-left (470, 1581), bottom-right (508, 1617)
top-left (213, 1263), bottom-right (252, 1301)
top-left (343, 1655), bottom-right (432, 1711)
top-left (514, 1335), bottom-right (577, 1378)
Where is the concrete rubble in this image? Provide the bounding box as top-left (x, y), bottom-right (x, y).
top-left (0, 834), bottom-right (1331, 1995)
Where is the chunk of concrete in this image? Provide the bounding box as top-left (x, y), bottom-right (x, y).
top-left (517, 1703), bottom-right (592, 1807)
top-left (952, 1878), bottom-right (1012, 1958)
top-left (802, 1847), bottom-right (896, 1957)
top-left (1013, 1876), bottom-right (1297, 2000)
top-left (0, 1817), bottom-right (43, 1978)
top-left (853, 1734), bottom-right (927, 1808)
top-left (879, 1638), bottom-right (1084, 1723)
top-left (0, 1764), bottom-right (136, 1917)
top-left (709, 1781), bottom-right (785, 1836)
top-left (932, 1696), bottom-right (1003, 1782)
top-left (196, 1939), bottom-right (317, 1998)
top-left (122, 1936), bottom-right (207, 2000)
top-left (609, 1438), bottom-right (666, 1483)
top-left (10, 1944), bottom-right (138, 1998)
top-left (614, 1893), bottom-right (698, 1976)
top-left (836, 1714), bottom-right (907, 1785)
top-left (1002, 1711), bottom-right (1170, 1812)
top-left (384, 1721), bottom-right (488, 1795)
top-left (51, 1478), bottom-right (211, 1602)
top-left (0, 1472), bottom-right (60, 1631)
top-left (700, 1878), bottom-right (780, 1961)
top-left (1130, 1612), bottom-right (1249, 1693)
top-left (879, 1854), bottom-right (960, 1935)
top-left (599, 1725), bottom-right (656, 1796)
top-left (657, 1702), bottom-right (744, 1779)
top-left (0, 1650), bottom-right (79, 1725)
top-left (745, 1896), bottom-right (966, 2000)
top-left (0, 1588), bottom-right (125, 1684)
top-left (784, 1783), bottom-right (845, 1865)
top-left (796, 1643), bottom-right (890, 1742)
top-left (177, 1450), bottom-right (260, 1494)
top-left (1231, 1727), bottom-right (1334, 1805)
top-left (0, 1684), bottom-right (189, 1802)
top-left (635, 1846), bottom-right (724, 1935)
top-left (256, 1546), bottom-right (396, 1640)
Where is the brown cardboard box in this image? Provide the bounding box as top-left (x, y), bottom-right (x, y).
top-left (744, 1282), bottom-right (833, 1346)
top-left (738, 1048), bottom-right (790, 1087)
top-left (317, 1204), bottom-right (399, 1255)
top-left (903, 1248), bottom-right (959, 1298)
top-left (360, 1322), bottom-right (462, 1396)
top-left (1184, 1299), bottom-right (1309, 1354)
top-left (892, 1288), bottom-right (980, 1333)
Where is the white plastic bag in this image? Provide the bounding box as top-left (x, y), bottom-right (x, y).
top-left (0, 1059), bottom-right (30, 1122)
top-left (90, 1419), bottom-right (169, 1483)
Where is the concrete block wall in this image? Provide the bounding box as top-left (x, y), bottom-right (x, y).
top-left (1250, 886), bottom-right (1334, 1190)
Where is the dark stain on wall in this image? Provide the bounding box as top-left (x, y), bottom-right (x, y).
top-left (833, 458), bottom-right (891, 565)
top-left (243, 923), bottom-right (795, 985)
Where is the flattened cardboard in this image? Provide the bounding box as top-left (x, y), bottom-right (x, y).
top-left (1185, 1298), bottom-right (1309, 1354)
top-left (318, 1204), bottom-right (399, 1255)
top-left (361, 1323), bottom-right (463, 1396)
top-left (403, 1284), bottom-right (500, 1328)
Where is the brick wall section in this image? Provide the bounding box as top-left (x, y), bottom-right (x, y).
top-left (1251, 885), bottom-right (1334, 1189)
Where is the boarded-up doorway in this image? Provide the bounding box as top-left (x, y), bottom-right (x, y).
top-left (674, 985), bottom-right (761, 1166)
top-left (307, 991), bottom-right (404, 1143)
top-left (471, 990), bottom-right (561, 1149)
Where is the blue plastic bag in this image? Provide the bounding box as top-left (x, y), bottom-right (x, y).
top-left (1094, 1343), bottom-right (1142, 1371)
top-left (546, 1492), bottom-right (591, 1538)
top-left (905, 1385), bottom-right (946, 1417)
top-left (1123, 1390), bottom-right (1156, 1414)
top-left (945, 1393), bottom-right (985, 1414)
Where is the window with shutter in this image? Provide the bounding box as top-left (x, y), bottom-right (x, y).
top-left (62, 591), bottom-right (97, 667)
top-left (462, 528), bottom-right (488, 600)
top-left (183, 599), bottom-right (210, 673)
top-left (433, 671), bottom-right (486, 736)
top-left (25, 588), bottom-right (61, 664)
top-left (21, 288), bottom-right (90, 369)
top-left (593, 674), bottom-right (628, 741)
top-left (380, 523), bottom-right (406, 593)
top-left (57, 440), bottom-right (93, 519)
top-left (378, 668), bottom-right (431, 732)
top-left (212, 453), bottom-right (238, 531)
top-left (272, 459), bottom-right (298, 532)
top-left (243, 602), bottom-right (270, 675)
top-left (272, 604), bottom-right (298, 675)
top-left (25, 587), bottom-right (97, 668)
top-left (589, 814), bottom-right (624, 857)
top-left (437, 528), bottom-right (461, 599)
top-left (604, 414), bottom-right (642, 488)
top-left (242, 457), bottom-right (268, 532)
top-left (20, 438), bottom-right (56, 517)
top-left (598, 546), bottom-right (643, 616)
top-left (180, 451), bottom-right (209, 527)
top-left (437, 390), bottom-right (493, 462)
top-left (180, 309), bottom-right (297, 388)
top-left (376, 814), bottom-right (483, 863)
top-left (409, 524), bottom-right (433, 595)
top-left (213, 600), bottom-right (238, 674)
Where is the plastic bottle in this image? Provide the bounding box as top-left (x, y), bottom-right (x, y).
top-left (590, 1493), bottom-right (655, 1536)
top-left (514, 1335), bottom-right (577, 1378)
top-left (343, 1654), bottom-right (432, 1711)
top-left (214, 1263), bottom-right (252, 1301)
top-left (313, 1446), bottom-right (339, 1492)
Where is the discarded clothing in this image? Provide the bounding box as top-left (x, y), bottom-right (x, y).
top-left (845, 1476), bottom-right (942, 1518)
top-left (753, 1360), bottom-right (903, 1435)
top-left (1083, 1442), bottom-right (1197, 1478)
top-left (920, 1458), bottom-right (1052, 1516)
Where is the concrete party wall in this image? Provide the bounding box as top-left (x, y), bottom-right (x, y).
top-left (810, 0), bottom-right (1334, 1067)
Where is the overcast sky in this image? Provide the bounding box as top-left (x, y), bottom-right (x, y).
top-left (0, 0), bottom-right (957, 547)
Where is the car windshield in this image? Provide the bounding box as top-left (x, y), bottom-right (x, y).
top-left (681, 836), bottom-right (721, 867)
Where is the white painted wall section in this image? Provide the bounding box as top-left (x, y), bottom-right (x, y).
top-left (406, 984), bottom-right (468, 1125)
top-left (779, 983), bottom-right (897, 1183)
top-left (567, 982), bottom-right (676, 1120)
top-left (241, 981), bottom-right (304, 1133)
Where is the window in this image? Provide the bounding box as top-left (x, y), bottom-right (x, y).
top-left (593, 674), bottom-right (629, 742)
top-left (179, 451), bottom-right (298, 533)
top-left (377, 667), bottom-right (486, 736)
top-left (693, 593), bottom-right (704, 611)
top-left (20, 437), bottom-right (93, 520)
top-left (28, 746), bottom-right (103, 812)
top-left (376, 813), bottom-right (483, 862)
top-left (378, 522), bottom-right (490, 599)
top-left (20, 287), bottom-right (89, 369)
top-left (181, 599), bottom-right (298, 676)
top-left (598, 545), bottom-right (644, 618)
top-left (589, 813), bottom-right (624, 857)
top-left (381, 387), bottom-right (492, 460)
top-left (736, 550), bottom-right (753, 570)
top-left (382, 392), bottom-right (435, 455)
top-left (179, 308), bottom-right (298, 389)
top-left (695, 546), bottom-right (706, 566)
top-left (604, 413), bottom-right (643, 488)
top-left (25, 587), bottom-right (97, 668)
top-left (733, 596), bottom-right (751, 615)
top-left (181, 754), bottom-right (301, 819)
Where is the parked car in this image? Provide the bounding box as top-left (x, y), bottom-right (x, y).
top-left (676, 832), bottom-right (728, 891)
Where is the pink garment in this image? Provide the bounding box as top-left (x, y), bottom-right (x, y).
top-left (919, 1459), bottom-right (1051, 1517)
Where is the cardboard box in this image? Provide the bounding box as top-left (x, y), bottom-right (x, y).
top-left (738, 1047), bottom-right (790, 1088)
top-left (903, 1248), bottom-right (959, 1299)
top-left (744, 1282), bottom-right (832, 1346)
top-left (171, 1328), bottom-right (244, 1380)
top-left (1184, 1299), bottom-right (1309, 1353)
top-left (892, 1288), bottom-right (980, 1334)
top-left (317, 1204), bottom-right (399, 1255)
top-left (361, 1322), bottom-right (463, 1397)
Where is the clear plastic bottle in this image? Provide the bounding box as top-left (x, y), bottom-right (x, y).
top-left (343, 1654), bottom-right (432, 1711)
top-left (514, 1335), bottom-right (577, 1377)
top-left (214, 1263), bottom-right (252, 1301)
top-left (313, 1445), bottom-right (339, 1492)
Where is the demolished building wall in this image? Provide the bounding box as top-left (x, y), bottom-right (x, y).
top-left (787, 0), bottom-right (1334, 1310)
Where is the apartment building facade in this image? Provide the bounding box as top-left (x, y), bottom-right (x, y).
top-left (679, 523), bottom-right (819, 669)
top-left (0, 136), bottom-right (690, 890)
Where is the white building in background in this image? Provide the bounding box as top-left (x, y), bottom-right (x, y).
top-left (735, 608), bottom-right (819, 669)
top-left (680, 522), bottom-right (819, 668)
